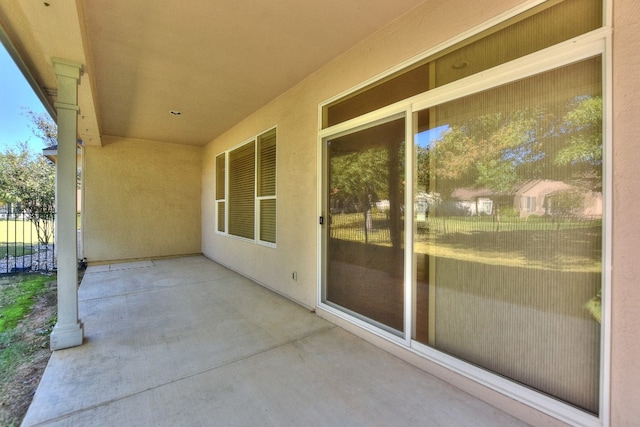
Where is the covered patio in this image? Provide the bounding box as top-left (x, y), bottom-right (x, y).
top-left (23, 256), bottom-right (523, 426)
top-left (4, 0), bottom-right (640, 424)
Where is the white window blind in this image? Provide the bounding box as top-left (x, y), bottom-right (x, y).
top-left (258, 129), bottom-right (277, 243)
top-left (215, 153), bottom-right (226, 233)
top-left (228, 142), bottom-right (255, 240)
top-left (216, 128), bottom-right (277, 245)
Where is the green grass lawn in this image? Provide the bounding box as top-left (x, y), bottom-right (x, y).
top-left (0, 273), bottom-right (57, 426)
top-left (0, 243), bottom-right (35, 259)
top-left (0, 274), bottom-right (56, 379)
top-left (0, 275), bottom-right (53, 333)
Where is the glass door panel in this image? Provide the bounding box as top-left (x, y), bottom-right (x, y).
top-left (324, 117), bottom-right (405, 335)
top-left (413, 58), bottom-right (603, 414)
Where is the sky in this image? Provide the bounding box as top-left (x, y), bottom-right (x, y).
top-left (0, 42), bottom-right (52, 152)
top-left (415, 124), bottom-right (448, 148)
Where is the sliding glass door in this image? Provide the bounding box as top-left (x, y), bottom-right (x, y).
top-left (319, 1), bottom-right (606, 419)
top-left (323, 117), bottom-right (406, 335)
top-left (413, 57), bottom-right (603, 413)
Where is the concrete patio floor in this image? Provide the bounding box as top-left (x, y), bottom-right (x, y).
top-left (23, 256), bottom-right (528, 426)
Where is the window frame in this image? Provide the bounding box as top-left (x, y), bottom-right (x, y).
top-left (257, 129), bottom-right (277, 244)
top-left (215, 127), bottom-right (277, 248)
top-left (215, 152), bottom-right (226, 233)
top-left (317, 1), bottom-right (611, 425)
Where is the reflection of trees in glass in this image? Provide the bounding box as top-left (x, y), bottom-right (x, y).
top-left (548, 189), bottom-right (585, 217)
top-left (330, 147), bottom-right (390, 245)
top-left (416, 146), bottom-right (430, 193)
top-left (432, 111), bottom-right (543, 193)
top-left (330, 146), bottom-right (396, 211)
top-left (555, 96), bottom-right (603, 169)
top-left (413, 96), bottom-right (603, 271)
top-left (330, 140), bottom-right (405, 247)
top-left (427, 96), bottom-right (602, 195)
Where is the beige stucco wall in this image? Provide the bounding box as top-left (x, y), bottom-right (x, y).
top-left (611, 0), bottom-right (640, 424)
top-left (85, 136), bottom-right (202, 262)
top-left (202, 0), bottom-right (639, 424)
top-left (202, 0), bottom-right (523, 307)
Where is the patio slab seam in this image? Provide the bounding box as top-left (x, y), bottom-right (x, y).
top-left (77, 278), bottom-right (224, 302)
top-left (85, 260), bottom-right (156, 273)
top-left (28, 324), bottom-right (337, 427)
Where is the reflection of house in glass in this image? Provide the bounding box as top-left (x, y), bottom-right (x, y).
top-left (414, 192), bottom-right (440, 221)
top-left (447, 188), bottom-right (500, 216)
top-left (513, 179), bottom-right (603, 219)
top-left (442, 182), bottom-right (603, 219)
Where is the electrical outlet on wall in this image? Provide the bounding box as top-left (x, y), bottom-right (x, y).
top-left (292, 271), bottom-right (297, 281)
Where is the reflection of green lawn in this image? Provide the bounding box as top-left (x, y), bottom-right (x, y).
top-left (415, 223), bottom-right (602, 273)
top-left (414, 241), bottom-right (600, 272)
top-left (421, 216), bottom-right (601, 233)
top-left (330, 213), bottom-right (602, 273)
top-left (329, 212), bottom-right (398, 245)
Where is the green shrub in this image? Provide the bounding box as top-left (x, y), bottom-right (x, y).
top-left (499, 207), bottom-right (519, 218)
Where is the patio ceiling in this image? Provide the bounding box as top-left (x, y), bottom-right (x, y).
top-left (0, 0), bottom-right (426, 147)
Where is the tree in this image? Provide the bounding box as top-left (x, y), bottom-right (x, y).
top-left (22, 108), bottom-right (58, 147)
top-left (329, 135), bottom-right (405, 248)
top-left (425, 95), bottom-right (603, 195)
top-left (0, 112), bottom-right (57, 247)
top-left (555, 96), bottom-right (602, 166)
top-left (330, 147), bottom-right (390, 208)
top-left (548, 188), bottom-right (584, 216)
top-left (416, 145), bottom-right (430, 192)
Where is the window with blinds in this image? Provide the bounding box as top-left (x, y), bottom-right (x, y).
top-left (215, 128), bottom-right (277, 246)
top-left (258, 129), bottom-right (277, 243)
top-left (228, 141), bottom-right (256, 239)
top-left (215, 153), bottom-right (226, 233)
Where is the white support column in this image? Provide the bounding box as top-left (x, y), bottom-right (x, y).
top-left (50, 58), bottom-right (84, 350)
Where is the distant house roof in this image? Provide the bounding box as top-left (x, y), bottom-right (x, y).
top-left (42, 145), bottom-right (58, 163)
top-left (450, 188), bottom-right (499, 201)
top-left (42, 141), bottom-right (83, 163)
top-left (512, 179), bottom-right (571, 196)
